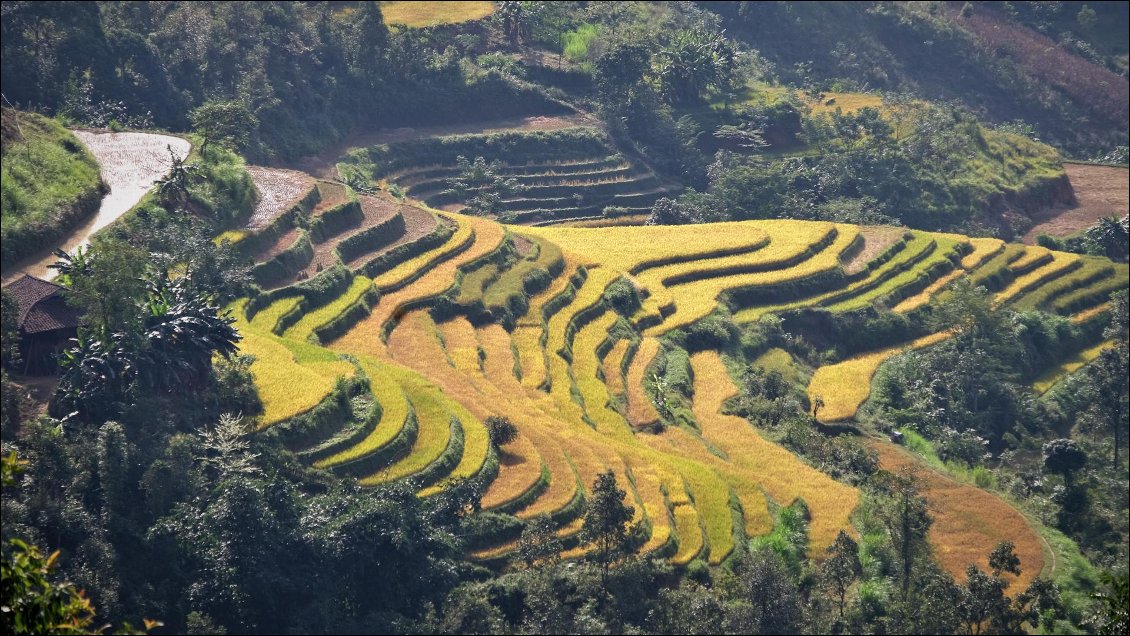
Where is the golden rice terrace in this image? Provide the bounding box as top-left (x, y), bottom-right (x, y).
top-left (227, 179), bottom-right (1126, 569)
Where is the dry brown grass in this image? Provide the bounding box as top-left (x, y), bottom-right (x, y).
top-left (873, 442), bottom-right (1044, 589)
top-left (842, 226), bottom-right (906, 275)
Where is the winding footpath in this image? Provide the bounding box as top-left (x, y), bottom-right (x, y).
top-left (2, 130), bottom-right (190, 285)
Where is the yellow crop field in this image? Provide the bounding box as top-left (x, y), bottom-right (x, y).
top-left (332, 214), bottom-right (506, 357)
top-left (808, 331), bottom-right (951, 423)
top-left (358, 362), bottom-right (454, 486)
top-left (962, 237), bottom-right (1005, 269)
top-left (1032, 340), bottom-right (1114, 395)
top-left (691, 352), bottom-right (858, 553)
top-left (671, 504), bottom-right (706, 565)
top-left (230, 301), bottom-right (355, 428)
top-left (602, 339), bottom-right (630, 395)
top-left (1007, 245), bottom-right (1052, 273)
top-left (314, 357), bottom-right (411, 468)
top-left (894, 236), bottom-right (1005, 312)
top-left (894, 269), bottom-right (964, 313)
top-left (249, 296), bottom-right (302, 332)
top-left (1071, 304), bottom-right (1111, 324)
top-left (521, 222), bottom-right (771, 274)
top-left (230, 205), bottom-right (1126, 569)
top-left (625, 337), bottom-right (662, 427)
top-left (632, 221), bottom-right (831, 299)
top-left (373, 214), bottom-right (471, 290)
top-left (379, 1), bottom-right (493, 28)
top-left (671, 223), bottom-right (858, 330)
top-left (385, 311), bottom-right (544, 508)
top-left (744, 231), bottom-right (936, 319)
top-left (995, 250), bottom-right (1081, 305)
top-left (874, 442), bottom-right (1044, 589)
top-left (284, 276), bottom-right (374, 342)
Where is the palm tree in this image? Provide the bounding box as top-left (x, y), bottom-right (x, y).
top-left (155, 146), bottom-right (200, 208)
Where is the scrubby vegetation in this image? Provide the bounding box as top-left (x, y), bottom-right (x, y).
top-left (1, 108), bottom-right (103, 268)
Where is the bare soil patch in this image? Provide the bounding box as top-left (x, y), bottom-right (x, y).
top-left (512, 235), bottom-right (534, 258)
top-left (842, 226), bottom-right (906, 275)
top-left (1023, 163), bottom-right (1129, 243)
top-left (873, 441), bottom-right (1045, 589)
top-left (344, 202), bottom-right (438, 270)
top-left (284, 114), bottom-right (597, 180)
top-left (245, 166), bottom-right (315, 230)
top-left (313, 194), bottom-right (400, 270)
top-left (312, 181), bottom-right (350, 215)
top-left (949, 5), bottom-right (1128, 125)
top-left (255, 227), bottom-right (302, 262)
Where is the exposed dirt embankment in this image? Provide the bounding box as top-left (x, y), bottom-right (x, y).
top-left (983, 171), bottom-right (1076, 239)
top-left (1023, 163), bottom-right (1130, 244)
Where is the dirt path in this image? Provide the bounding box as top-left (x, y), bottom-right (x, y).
top-left (871, 440), bottom-right (1047, 588)
top-left (1023, 163), bottom-right (1129, 244)
top-left (283, 114), bottom-right (598, 179)
top-left (3, 131), bottom-right (191, 285)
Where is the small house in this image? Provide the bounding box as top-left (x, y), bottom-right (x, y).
top-left (5, 274), bottom-right (81, 375)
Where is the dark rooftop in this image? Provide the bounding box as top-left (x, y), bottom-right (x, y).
top-left (4, 274), bottom-right (81, 334)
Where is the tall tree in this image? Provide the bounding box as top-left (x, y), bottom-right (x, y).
top-left (874, 469), bottom-right (933, 601)
top-left (822, 529), bottom-right (861, 620)
top-left (581, 470), bottom-right (636, 589)
top-left (188, 100), bottom-right (257, 154)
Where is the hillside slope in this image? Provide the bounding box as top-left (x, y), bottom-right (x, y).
top-left (228, 189), bottom-right (1127, 574)
top-left (1, 108), bottom-right (104, 269)
top-left (707, 1), bottom-right (1129, 157)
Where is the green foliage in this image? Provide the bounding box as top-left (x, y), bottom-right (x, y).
top-left (561, 24), bottom-right (598, 63)
top-left (582, 470), bottom-right (638, 584)
top-left (1, 108), bottom-right (103, 268)
top-left (1, 538), bottom-right (100, 635)
top-left (659, 102), bottom-right (1064, 234)
top-left (1, 289), bottom-right (20, 369)
top-left (189, 101), bottom-right (258, 154)
top-left (486, 415), bottom-right (519, 448)
top-left (602, 277), bottom-right (641, 316)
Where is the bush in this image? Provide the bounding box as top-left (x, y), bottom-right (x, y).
top-left (603, 277), bottom-right (642, 316)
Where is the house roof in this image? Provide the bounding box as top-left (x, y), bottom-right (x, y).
top-left (4, 274), bottom-right (81, 334)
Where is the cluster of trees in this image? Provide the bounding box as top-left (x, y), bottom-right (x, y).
top-left (1, 2), bottom-right (562, 160)
top-left (704, 1), bottom-right (1128, 158)
top-left (867, 285), bottom-right (1129, 570)
top-left (646, 99), bottom-right (1060, 234)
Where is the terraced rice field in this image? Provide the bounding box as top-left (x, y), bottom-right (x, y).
top-left (226, 179), bottom-right (1124, 567)
top-left (1031, 340), bottom-right (1115, 395)
top-left (807, 332), bottom-right (951, 423)
top-left (379, 1), bottom-right (493, 27)
top-left (245, 166), bottom-right (315, 230)
top-left (339, 127), bottom-right (678, 225)
top-left (873, 442), bottom-right (1044, 589)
